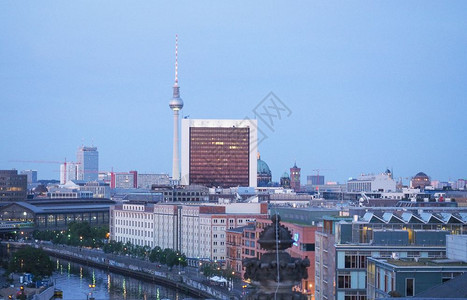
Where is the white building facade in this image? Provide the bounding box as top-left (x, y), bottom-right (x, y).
top-left (347, 172), bottom-right (396, 193)
top-left (110, 202), bottom-right (268, 261)
top-left (60, 162), bottom-right (80, 184)
top-left (137, 173), bottom-right (170, 189)
top-left (110, 203), bottom-right (155, 248)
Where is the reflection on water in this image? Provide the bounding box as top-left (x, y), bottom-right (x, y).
top-left (0, 245), bottom-right (190, 300)
top-left (53, 257), bottom-right (188, 300)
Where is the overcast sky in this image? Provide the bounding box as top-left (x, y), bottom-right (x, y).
top-left (1, 1), bottom-right (466, 184)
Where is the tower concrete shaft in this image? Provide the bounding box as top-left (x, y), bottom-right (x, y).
top-left (172, 109), bottom-right (181, 181)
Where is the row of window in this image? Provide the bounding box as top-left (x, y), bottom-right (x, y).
top-left (115, 211), bottom-right (153, 219)
top-left (115, 219), bottom-right (154, 228)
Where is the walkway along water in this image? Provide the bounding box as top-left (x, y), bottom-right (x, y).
top-left (34, 243), bottom-right (238, 300)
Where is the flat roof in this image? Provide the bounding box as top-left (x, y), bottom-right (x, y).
top-left (371, 257), bottom-right (467, 267)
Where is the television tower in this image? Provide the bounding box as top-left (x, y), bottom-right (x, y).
top-left (169, 35), bottom-right (183, 181)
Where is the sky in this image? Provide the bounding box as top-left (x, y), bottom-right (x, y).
top-left (1, 1), bottom-right (466, 184)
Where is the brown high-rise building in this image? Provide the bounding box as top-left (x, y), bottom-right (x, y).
top-left (290, 162), bottom-right (301, 191)
top-left (181, 119), bottom-right (258, 188)
top-left (0, 170), bottom-right (27, 202)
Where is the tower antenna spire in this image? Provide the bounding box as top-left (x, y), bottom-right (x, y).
top-left (174, 34), bottom-right (178, 86)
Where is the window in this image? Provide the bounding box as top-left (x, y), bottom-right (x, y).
top-left (406, 278), bottom-right (414, 296)
top-left (338, 274), bottom-right (351, 289)
top-left (300, 243), bottom-right (315, 252)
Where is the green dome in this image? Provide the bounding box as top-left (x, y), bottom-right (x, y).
top-left (257, 158), bottom-right (271, 175)
top-left (281, 172), bottom-right (290, 179)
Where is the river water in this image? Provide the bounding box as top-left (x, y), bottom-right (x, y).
top-left (52, 257), bottom-right (191, 300)
top-left (1, 245), bottom-right (192, 300)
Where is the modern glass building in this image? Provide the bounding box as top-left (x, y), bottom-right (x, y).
top-left (77, 146), bottom-right (99, 182)
top-left (181, 119), bottom-right (258, 188)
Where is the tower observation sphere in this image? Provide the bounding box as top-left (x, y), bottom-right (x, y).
top-left (169, 93), bottom-right (184, 111)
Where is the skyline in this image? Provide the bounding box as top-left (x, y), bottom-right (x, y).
top-left (1, 2), bottom-right (466, 183)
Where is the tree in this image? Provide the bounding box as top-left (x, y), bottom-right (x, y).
top-left (149, 246), bottom-right (162, 263)
top-left (8, 247), bottom-right (54, 279)
top-left (201, 262), bottom-right (222, 277)
top-left (179, 254), bottom-right (188, 267)
top-left (165, 250), bottom-right (178, 268)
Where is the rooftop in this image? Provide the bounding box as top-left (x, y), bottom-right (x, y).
top-left (374, 257), bottom-right (467, 267)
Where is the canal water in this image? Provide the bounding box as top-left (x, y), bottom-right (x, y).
top-left (52, 257), bottom-right (191, 300)
top-left (1, 244), bottom-right (192, 300)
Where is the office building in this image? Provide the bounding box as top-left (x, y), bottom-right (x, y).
top-left (20, 170), bottom-right (37, 184)
top-left (367, 255), bottom-right (467, 299)
top-left (181, 119), bottom-right (258, 188)
top-left (137, 173), bottom-right (170, 189)
top-left (79, 181), bottom-right (110, 198)
top-left (60, 162), bottom-right (79, 184)
top-left (315, 215), bottom-right (353, 300)
top-left (111, 171), bottom-right (137, 189)
top-left (446, 234), bottom-right (467, 262)
top-left (152, 184), bottom-right (209, 202)
top-left (110, 202), bottom-right (267, 261)
top-left (314, 210), bottom-right (467, 300)
top-left (77, 146), bottom-right (99, 181)
top-left (0, 170), bottom-right (27, 202)
top-left (457, 179), bottom-right (466, 190)
top-left (347, 170), bottom-right (396, 193)
top-left (307, 175), bottom-right (325, 186)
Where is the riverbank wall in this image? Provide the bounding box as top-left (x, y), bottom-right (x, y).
top-left (3, 242), bottom-right (235, 300)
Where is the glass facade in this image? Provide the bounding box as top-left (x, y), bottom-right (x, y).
top-left (189, 127), bottom-right (250, 187)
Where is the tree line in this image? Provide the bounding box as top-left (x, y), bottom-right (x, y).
top-left (32, 222), bottom-right (189, 269)
top-left (33, 221), bottom-right (108, 248)
top-left (103, 241), bottom-right (188, 268)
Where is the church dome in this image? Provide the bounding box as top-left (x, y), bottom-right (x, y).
top-left (257, 154), bottom-right (272, 187)
top-left (257, 158), bottom-right (271, 175)
top-left (281, 172), bottom-right (290, 179)
top-left (411, 171), bottom-right (431, 189)
top-left (414, 172), bottom-right (429, 179)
